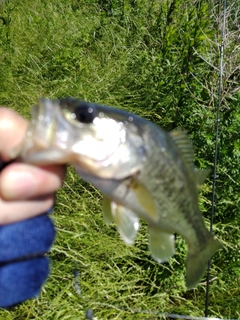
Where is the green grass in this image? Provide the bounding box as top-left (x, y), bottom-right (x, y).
top-left (1, 168), bottom-right (239, 319)
top-left (0, 0), bottom-right (239, 318)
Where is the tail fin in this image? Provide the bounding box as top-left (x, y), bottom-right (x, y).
top-left (186, 235), bottom-right (222, 290)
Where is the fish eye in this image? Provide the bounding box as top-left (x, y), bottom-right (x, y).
top-left (74, 104), bottom-right (95, 124)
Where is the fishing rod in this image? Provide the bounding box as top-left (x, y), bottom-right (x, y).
top-left (205, 0), bottom-right (227, 316)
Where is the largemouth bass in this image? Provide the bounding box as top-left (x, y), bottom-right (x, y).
top-left (14, 98), bottom-right (222, 289)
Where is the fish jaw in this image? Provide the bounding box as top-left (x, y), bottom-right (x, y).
top-left (12, 98), bottom-right (79, 164)
top-left (14, 98), bottom-right (145, 179)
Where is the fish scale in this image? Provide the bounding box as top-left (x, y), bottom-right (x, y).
top-left (136, 132), bottom-right (202, 242)
top-left (15, 98), bottom-right (223, 289)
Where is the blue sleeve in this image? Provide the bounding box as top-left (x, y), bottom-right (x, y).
top-left (0, 214), bottom-right (55, 308)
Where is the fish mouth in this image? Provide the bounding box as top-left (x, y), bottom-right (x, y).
top-left (11, 98), bottom-right (139, 179)
top-left (13, 99), bottom-right (123, 173)
top-left (13, 98), bottom-right (77, 165)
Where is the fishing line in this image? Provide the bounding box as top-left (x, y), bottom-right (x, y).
top-left (86, 301), bottom-right (239, 320)
top-left (77, 2), bottom-right (231, 319)
top-left (74, 261), bottom-right (82, 295)
top-left (204, 0), bottom-right (227, 317)
top-left (79, 3), bottom-right (230, 317)
top-left (84, 3), bottom-right (230, 318)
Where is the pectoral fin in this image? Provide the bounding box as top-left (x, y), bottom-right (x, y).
top-left (130, 180), bottom-right (158, 222)
top-left (112, 202), bottom-right (140, 245)
top-left (102, 196), bottom-right (114, 224)
top-left (149, 227), bottom-right (175, 263)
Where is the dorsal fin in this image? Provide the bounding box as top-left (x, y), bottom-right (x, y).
top-left (169, 129), bottom-right (194, 169)
top-left (194, 168), bottom-right (211, 187)
top-left (170, 130), bottom-right (210, 188)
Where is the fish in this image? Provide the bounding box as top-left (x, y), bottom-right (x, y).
top-left (14, 97), bottom-right (222, 289)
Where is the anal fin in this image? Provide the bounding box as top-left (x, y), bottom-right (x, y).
top-left (149, 227), bottom-right (175, 263)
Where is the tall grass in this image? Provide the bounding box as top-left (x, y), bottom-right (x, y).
top-left (0, 0), bottom-right (239, 318)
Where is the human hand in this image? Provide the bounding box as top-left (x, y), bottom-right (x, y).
top-left (0, 107), bottom-right (66, 308)
top-left (0, 107), bottom-right (66, 224)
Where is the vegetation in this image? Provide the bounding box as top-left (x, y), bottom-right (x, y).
top-left (0, 0), bottom-right (239, 318)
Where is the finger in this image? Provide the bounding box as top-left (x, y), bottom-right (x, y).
top-left (0, 108), bottom-right (28, 162)
top-left (0, 163), bottom-right (66, 200)
top-left (0, 195), bottom-right (55, 225)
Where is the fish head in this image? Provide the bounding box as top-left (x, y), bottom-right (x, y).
top-left (16, 98), bottom-right (146, 179)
